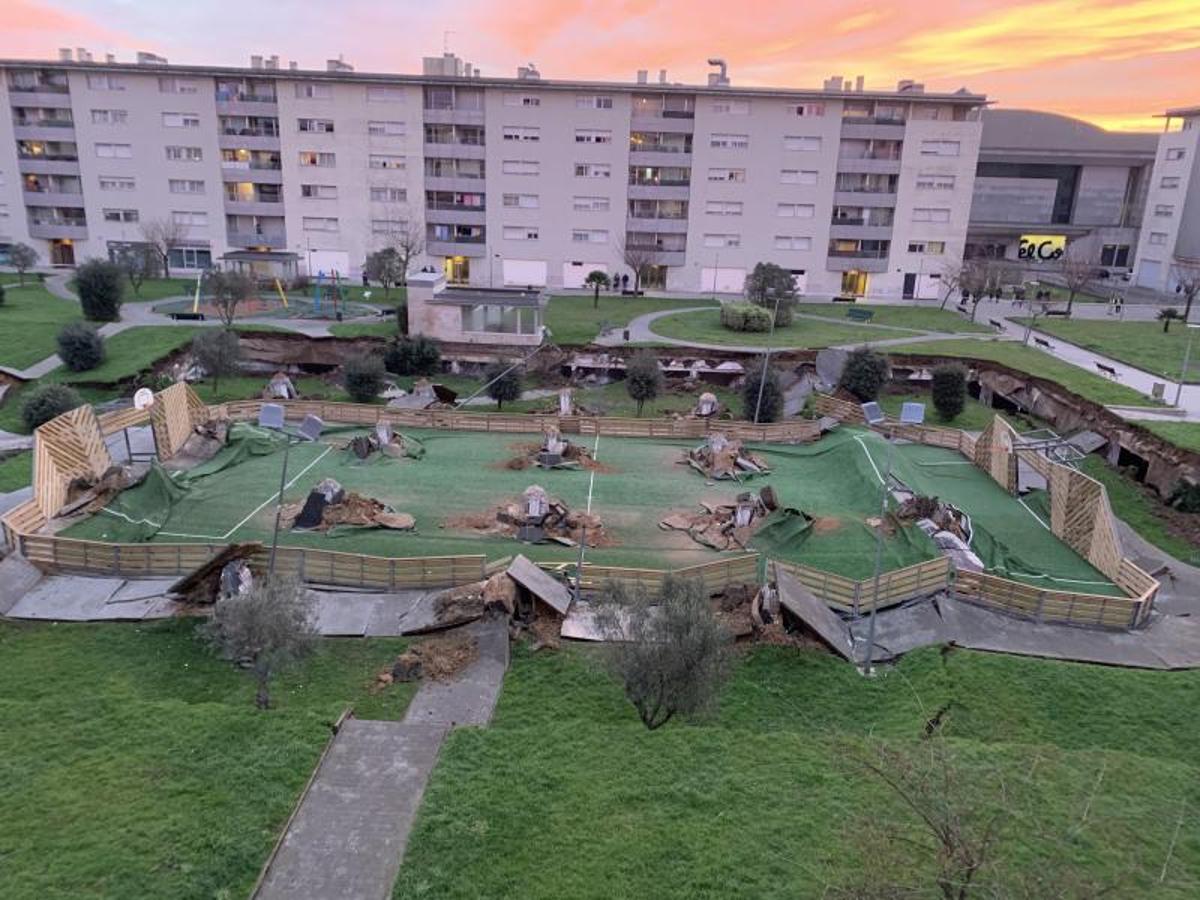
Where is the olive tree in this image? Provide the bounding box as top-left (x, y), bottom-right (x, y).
top-left (191, 329), bottom-right (241, 395)
top-left (364, 247), bottom-right (405, 300)
top-left (624, 350), bottom-right (663, 416)
top-left (484, 361), bottom-right (523, 410)
top-left (203, 269), bottom-right (257, 328)
top-left (8, 242), bottom-right (39, 286)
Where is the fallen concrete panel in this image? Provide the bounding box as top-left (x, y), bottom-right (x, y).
top-left (506, 554), bottom-right (572, 616)
top-left (363, 592), bottom-right (428, 636)
top-left (390, 590), bottom-right (482, 635)
top-left (309, 593), bottom-right (376, 636)
top-left (869, 599), bottom-right (952, 659)
top-left (776, 567), bottom-right (855, 661)
top-left (0, 553), bottom-right (42, 615)
top-left (7, 576), bottom-right (125, 620)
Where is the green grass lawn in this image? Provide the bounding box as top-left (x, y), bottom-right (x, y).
top-left (503, 379), bottom-right (742, 418)
top-left (58, 326), bottom-right (201, 384)
top-left (1080, 457), bottom-right (1200, 566)
top-left (797, 302), bottom-right (992, 334)
top-left (120, 277), bottom-right (198, 302)
top-left (329, 319), bottom-right (403, 338)
top-left (0, 618), bottom-right (414, 900)
top-left (0, 451), bottom-right (32, 491)
top-left (888, 339), bottom-right (1155, 407)
top-left (0, 283), bottom-right (82, 369)
top-left (649, 307), bottom-right (900, 348)
top-left (1011, 317), bottom-right (1200, 382)
top-left (878, 391), bottom-right (1024, 432)
top-left (395, 643), bottom-right (1200, 898)
top-left (1132, 420), bottom-right (1200, 454)
top-left (546, 294), bottom-right (718, 346)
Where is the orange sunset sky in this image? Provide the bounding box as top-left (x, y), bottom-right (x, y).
top-left (2, 0), bottom-right (1198, 131)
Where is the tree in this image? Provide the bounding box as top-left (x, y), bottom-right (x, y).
top-left (931, 364), bottom-right (967, 422)
top-left (839, 348), bottom-right (888, 402)
top-left (383, 335), bottom-right (441, 376)
top-left (75, 259), bottom-right (125, 322)
top-left (584, 270), bottom-right (610, 309)
top-left (959, 259), bottom-right (998, 322)
top-left (745, 262), bottom-right (797, 326)
top-left (617, 235), bottom-right (656, 295)
top-left (21, 383), bottom-right (83, 430)
top-left (1158, 308), bottom-right (1182, 333)
top-left (938, 260), bottom-right (965, 310)
top-left (1059, 238), bottom-right (1100, 317)
top-left (1170, 259), bottom-right (1200, 323)
top-left (0, 284), bottom-right (6, 307)
top-left (202, 269), bottom-right (257, 328)
top-left (191, 329), bottom-right (241, 395)
top-left (342, 351), bottom-right (387, 402)
top-left (202, 575), bottom-right (316, 710)
top-left (742, 360), bottom-right (784, 423)
top-left (484, 361), bottom-right (523, 410)
top-left (113, 243), bottom-right (161, 297)
top-left (376, 212), bottom-right (425, 285)
top-left (8, 242), bottom-right (38, 286)
top-left (593, 575), bottom-right (732, 730)
top-left (140, 218), bottom-right (188, 279)
top-left (624, 350), bottom-right (663, 416)
top-left (56, 322), bottom-right (106, 372)
top-left (363, 247), bottom-right (405, 300)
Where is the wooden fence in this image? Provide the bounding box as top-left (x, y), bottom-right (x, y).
top-left (953, 569), bottom-right (1152, 629)
top-left (773, 557), bottom-right (952, 613)
top-left (546, 553), bottom-right (761, 595)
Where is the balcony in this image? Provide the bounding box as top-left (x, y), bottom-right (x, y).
top-left (218, 131), bottom-right (280, 152)
top-left (214, 89), bottom-right (278, 117)
top-left (17, 157), bottom-right (80, 176)
top-left (427, 239), bottom-right (487, 258)
top-left (23, 189), bottom-right (84, 207)
top-left (423, 141), bottom-right (486, 160)
top-left (833, 189), bottom-right (897, 206)
top-left (227, 231), bottom-right (286, 249)
top-left (12, 119), bottom-right (75, 142)
top-left (422, 107), bottom-right (485, 127)
top-left (28, 218), bottom-right (87, 240)
top-left (836, 157), bottom-right (902, 175)
top-left (830, 223), bottom-right (894, 241)
top-left (224, 197), bottom-right (284, 217)
top-left (628, 183), bottom-right (691, 201)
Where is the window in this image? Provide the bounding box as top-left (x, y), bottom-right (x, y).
top-left (298, 118), bottom-right (335, 133)
top-left (1148, 231), bottom-right (1168, 246)
top-left (167, 246), bottom-right (211, 268)
top-left (99, 175), bottom-right (135, 191)
top-left (1100, 244), bottom-right (1131, 267)
top-left (916, 172), bottom-right (956, 190)
top-left (1161, 176), bottom-right (1181, 189)
top-left (502, 126), bottom-right (540, 142)
top-left (504, 93), bottom-right (541, 107)
top-left (912, 207), bottom-right (951, 223)
top-left (90, 109), bottom-right (128, 125)
top-left (95, 143), bottom-right (133, 159)
top-left (575, 128), bottom-right (612, 144)
top-left (572, 196), bottom-right (610, 212)
top-left (780, 169), bottom-right (818, 185)
top-left (1165, 148), bottom-right (1186, 161)
top-left (504, 193), bottom-right (540, 209)
top-left (790, 103), bottom-right (825, 117)
top-left (576, 95), bottom-right (613, 109)
top-left (171, 210), bottom-right (207, 227)
top-left (907, 241), bottom-right (945, 254)
top-left (703, 233), bottom-right (741, 248)
top-left (294, 82), bottom-right (331, 100)
top-left (371, 219), bottom-right (407, 234)
top-left (461, 304), bottom-right (540, 335)
top-left (503, 159), bottom-right (540, 176)
top-left (503, 225), bottom-right (539, 241)
top-left (920, 140), bottom-right (960, 156)
top-left (574, 162), bottom-right (610, 178)
top-left (297, 151), bottom-right (335, 167)
top-left (366, 86), bottom-right (405, 103)
top-left (783, 135), bottom-right (821, 152)
top-left (301, 184), bottom-right (338, 199)
top-left (705, 200), bottom-right (743, 216)
top-left (168, 179), bottom-right (205, 194)
top-left (367, 120), bottom-right (405, 136)
top-left (158, 77), bottom-right (198, 94)
top-left (571, 229), bottom-right (609, 244)
top-left (162, 112), bottom-right (201, 128)
top-left (302, 216), bottom-right (338, 232)
top-left (710, 133), bottom-right (749, 150)
top-left (774, 235), bottom-right (812, 251)
top-left (165, 145), bottom-right (203, 162)
top-left (1154, 204), bottom-right (1175, 217)
top-left (711, 99), bottom-right (750, 115)
top-left (102, 208), bottom-right (138, 223)
top-left (708, 167), bottom-right (746, 183)
top-left (369, 186), bottom-right (407, 203)
top-left (368, 154), bottom-right (404, 170)
top-left (777, 203), bottom-right (815, 218)
top-left (86, 73), bottom-right (125, 91)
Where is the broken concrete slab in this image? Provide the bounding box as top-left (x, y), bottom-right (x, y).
top-left (506, 554), bottom-right (572, 616)
top-left (6, 576), bottom-right (177, 621)
top-left (776, 567), bottom-right (855, 661)
top-left (863, 598), bottom-right (952, 660)
top-left (0, 553), bottom-right (43, 615)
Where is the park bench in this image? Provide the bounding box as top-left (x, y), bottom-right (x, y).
top-left (988, 318), bottom-right (1005, 330)
top-left (955, 304), bottom-right (969, 314)
top-left (1033, 336), bottom-right (1055, 350)
top-left (832, 295), bottom-right (856, 303)
top-left (1095, 362), bottom-right (1120, 379)
top-left (169, 311), bottom-right (206, 321)
top-left (846, 308), bottom-right (874, 322)
top-left (1044, 309), bottom-right (1070, 318)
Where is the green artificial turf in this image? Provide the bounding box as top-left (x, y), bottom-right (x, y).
top-left (796, 302), bottom-right (992, 334)
top-left (0, 451), bottom-right (32, 492)
top-left (394, 644), bottom-right (1200, 898)
top-left (1080, 457), bottom-right (1200, 566)
top-left (0, 618), bottom-right (414, 900)
top-left (648, 307), bottom-right (903, 348)
top-left (0, 282), bottom-right (82, 369)
top-left (546, 294), bottom-right (718, 346)
top-left (1011, 317), bottom-right (1200, 382)
top-left (503, 379), bottom-right (742, 418)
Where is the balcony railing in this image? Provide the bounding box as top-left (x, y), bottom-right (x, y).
top-left (835, 184), bottom-right (897, 194)
top-left (227, 231), bottom-right (286, 248)
top-left (215, 90), bottom-right (277, 103)
top-left (221, 127), bottom-right (280, 138)
top-left (221, 159), bottom-right (282, 171)
top-left (28, 216), bottom-right (87, 227)
top-left (18, 152), bottom-right (78, 162)
top-left (13, 118), bottom-right (74, 128)
top-left (8, 82), bottom-right (69, 93)
top-left (225, 193), bottom-right (282, 204)
top-left (624, 241), bottom-right (687, 252)
top-left (425, 201), bottom-right (487, 212)
top-left (628, 210), bottom-right (688, 219)
top-left (828, 249), bottom-right (889, 259)
top-left (832, 217), bottom-right (866, 226)
top-left (23, 184), bottom-right (82, 194)
top-left (843, 114), bottom-right (907, 125)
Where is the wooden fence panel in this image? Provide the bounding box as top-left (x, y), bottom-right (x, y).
top-left (953, 570), bottom-right (1143, 629)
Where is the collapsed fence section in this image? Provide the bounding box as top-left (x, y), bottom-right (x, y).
top-left (953, 569), bottom-right (1152, 629)
top-left (774, 557), bottom-right (952, 614)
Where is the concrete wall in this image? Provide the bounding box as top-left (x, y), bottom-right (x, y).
top-left (1073, 165), bottom-right (1132, 226)
top-left (970, 176), bottom-right (1057, 224)
top-left (1134, 118), bottom-right (1200, 291)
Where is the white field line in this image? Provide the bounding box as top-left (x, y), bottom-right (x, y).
top-left (586, 432), bottom-right (600, 514)
top-left (217, 445), bottom-right (333, 540)
top-left (1018, 497), bottom-right (1051, 531)
top-left (853, 435), bottom-right (885, 485)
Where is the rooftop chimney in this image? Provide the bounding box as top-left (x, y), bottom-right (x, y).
top-left (58, 48), bottom-right (73, 62)
top-left (106, 53), bottom-right (116, 64)
top-left (250, 54), bottom-right (263, 69)
top-left (706, 58), bottom-right (730, 87)
top-left (266, 55), bottom-right (280, 70)
top-left (76, 48), bottom-right (93, 62)
top-left (658, 68), bottom-right (667, 84)
top-left (855, 74), bottom-right (864, 92)
top-left (136, 51), bottom-right (167, 65)
top-left (517, 62), bottom-right (541, 80)
top-left (824, 75), bottom-right (843, 91)
top-left (636, 69), bottom-right (648, 84)
top-left (289, 60), bottom-right (298, 71)
top-left (326, 55), bottom-right (353, 72)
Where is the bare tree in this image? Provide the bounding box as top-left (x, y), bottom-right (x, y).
top-left (1170, 258), bottom-right (1200, 323)
top-left (363, 247), bottom-right (405, 300)
top-left (593, 575), bottom-right (732, 729)
top-left (8, 242), bottom-right (38, 286)
top-left (376, 207), bottom-right (425, 285)
top-left (959, 259), bottom-right (997, 322)
top-left (202, 575), bottom-right (316, 710)
top-left (1059, 238), bottom-right (1101, 317)
top-left (616, 234), bottom-right (657, 295)
top-left (1021, 298), bottom-right (1053, 345)
top-left (140, 217), bottom-right (188, 279)
top-left (203, 269), bottom-right (257, 327)
top-left (113, 243), bottom-right (161, 297)
top-left (938, 259), bottom-right (965, 311)
top-left (191, 329), bottom-right (241, 394)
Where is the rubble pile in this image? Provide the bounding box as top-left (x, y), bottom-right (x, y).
top-left (659, 487), bottom-right (781, 551)
top-left (693, 391), bottom-right (721, 418)
top-left (62, 464), bottom-right (145, 516)
top-left (504, 424), bottom-right (599, 470)
top-left (340, 421), bottom-right (425, 462)
top-left (286, 478), bottom-right (415, 532)
top-left (171, 416), bottom-right (232, 467)
top-left (384, 378), bottom-right (459, 410)
top-left (262, 371), bottom-right (298, 400)
top-left (447, 484), bottom-right (608, 547)
top-left (682, 433), bottom-right (771, 481)
top-left (896, 494), bottom-right (984, 572)
top-left (383, 634), bottom-right (479, 684)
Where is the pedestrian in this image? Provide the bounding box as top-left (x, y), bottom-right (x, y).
top-left (361, 271), bottom-right (369, 288)
top-left (622, 273), bottom-right (630, 292)
top-left (1115, 294), bottom-right (1124, 317)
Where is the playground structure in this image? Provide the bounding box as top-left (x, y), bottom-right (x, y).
top-left (1, 385), bottom-right (1161, 632)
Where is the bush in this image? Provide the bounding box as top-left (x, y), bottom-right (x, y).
top-left (771, 300), bottom-right (795, 328)
top-left (75, 259), bottom-right (125, 322)
top-left (839, 348), bottom-right (888, 402)
top-left (0, 284), bottom-right (6, 306)
top-left (484, 362), bottom-right (523, 410)
top-left (1168, 480), bottom-right (1200, 514)
top-left (21, 383), bottom-right (83, 430)
top-left (720, 302), bottom-right (773, 333)
top-left (741, 361), bottom-right (784, 423)
top-left (342, 351), bottom-right (387, 403)
top-left (931, 364), bottom-right (967, 421)
top-left (383, 335), bottom-right (441, 376)
top-left (56, 322), bottom-right (106, 372)
top-left (191, 329), bottom-right (241, 393)
top-left (624, 350), bottom-right (664, 416)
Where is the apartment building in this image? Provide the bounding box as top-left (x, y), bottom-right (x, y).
top-left (1132, 106), bottom-right (1200, 293)
top-left (0, 50), bottom-right (986, 299)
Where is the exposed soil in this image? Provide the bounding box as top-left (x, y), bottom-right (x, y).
top-left (811, 516), bottom-right (842, 534)
top-left (379, 634), bottom-right (479, 685)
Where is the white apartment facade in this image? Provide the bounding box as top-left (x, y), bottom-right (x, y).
top-left (0, 52), bottom-right (986, 299)
top-left (1133, 106), bottom-right (1200, 293)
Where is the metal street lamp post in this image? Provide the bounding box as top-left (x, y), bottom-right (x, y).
top-left (1175, 323), bottom-right (1200, 407)
top-left (753, 288), bottom-right (782, 424)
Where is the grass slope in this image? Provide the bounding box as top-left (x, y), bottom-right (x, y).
top-left (547, 294), bottom-right (718, 346)
top-left (1012, 317), bottom-right (1200, 382)
top-left (1133, 420), bottom-right (1200, 454)
top-left (649, 307), bottom-right (900, 348)
top-left (0, 451), bottom-right (32, 492)
top-left (1080, 457), bottom-right (1200, 566)
top-left (797, 302), bottom-right (992, 334)
top-left (0, 619), bottom-right (414, 900)
top-left (58, 326), bottom-right (201, 384)
top-left (0, 283), bottom-right (80, 369)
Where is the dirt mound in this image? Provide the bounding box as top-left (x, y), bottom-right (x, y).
top-left (286, 479), bottom-right (415, 532)
top-left (811, 516), bottom-right (842, 534)
top-left (383, 634), bottom-right (479, 684)
top-left (683, 434), bottom-right (771, 481)
top-left (660, 489), bottom-right (776, 552)
top-left (445, 486), bottom-right (612, 547)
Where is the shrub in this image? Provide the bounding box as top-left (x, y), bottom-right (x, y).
top-left (191, 329), bottom-right (241, 394)
top-left (741, 361), bottom-right (784, 423)
top-left (75, 259), bottom-right (125, 322)
top-left (931, 364), bottom-right (967, 421)
top-left (771, 300), bottom-right (795, 328)
top-left (383, 335), bottom-right (441, 376)
top-left (342, 351), bottom-right (387, 403)
top-left (21, 383), bottom-right (83, 430)
top-left (624, 350), bottom-right (664, 416)
top-left (56, 322), bottom-right (106, 372)
top-left (0, 283), bottom-right (6, 306)
top-left (1168, 480), bottom-right (1200, 514)
top-left (839, 348), bottom-right (888, 401)
top-left (484, 362), bottom-right (523, 410)
top-left (720, 302), bottom-right (773, 333)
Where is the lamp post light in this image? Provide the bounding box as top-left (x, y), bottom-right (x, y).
top-left (259, 405), bottom-right (323, 577)
top-left (1175, 322), bottom-right (1200, 407)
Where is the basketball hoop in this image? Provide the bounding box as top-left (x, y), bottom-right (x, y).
top-left (133, 387), bottom-right (155, 410)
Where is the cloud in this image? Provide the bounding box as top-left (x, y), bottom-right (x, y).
top-left (0, 0), bottom-right (129, 52)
